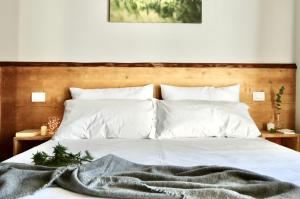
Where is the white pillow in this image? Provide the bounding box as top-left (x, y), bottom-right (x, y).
top-left (156, 100), bottom-right (260, 139)
top-left (161, 84), bottom-right (240, 102)
top-left (53, 99), bottom-right (156, 140)
top-left (70, 84), bottom-right (154, 100)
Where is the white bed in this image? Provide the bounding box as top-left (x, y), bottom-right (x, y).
top-left (5, 137), bottom-right (300, 199)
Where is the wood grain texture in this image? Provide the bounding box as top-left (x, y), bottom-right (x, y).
top-left (261, 131), bottom-right (300, 151)
top-left (13, 135), bottom-right (52, 155)
top-left (0, 62), bottom-right (297, 68)
top-left (0, 67), bottom-right (17, 160)
top-left (0, 63), bottom-right (296, 160)
top-left (261, 131), bottom-right (300, 138)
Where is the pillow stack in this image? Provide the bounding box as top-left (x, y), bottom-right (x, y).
top-left (53, 84), bottom-right (261, 141)
top-left (54, 85), bottom-right (156, 140)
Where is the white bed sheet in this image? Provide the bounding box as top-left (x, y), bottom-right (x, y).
top-left (4, 138), bottom-right (300, 199)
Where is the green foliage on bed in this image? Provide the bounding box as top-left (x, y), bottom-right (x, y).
top-left (32, 143), bottom-right (93, 167)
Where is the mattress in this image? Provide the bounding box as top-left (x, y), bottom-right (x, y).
top-left (4, 137), bottom-right (300, 199)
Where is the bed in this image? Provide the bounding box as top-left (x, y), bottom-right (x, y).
top-left (0, 65), bottom-right (299, 198)
top-left (4, 137), bottom-right (300, 199)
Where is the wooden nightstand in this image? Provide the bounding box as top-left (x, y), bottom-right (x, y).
top-left (13, 135), bottom-right (52, 155)
top-left (261, 131), bottom-right (300, 151)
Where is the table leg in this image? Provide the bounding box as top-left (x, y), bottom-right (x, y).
top-left (13, 139), bottom-right (21, 155)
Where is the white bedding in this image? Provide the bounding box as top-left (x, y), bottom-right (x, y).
top-left (4, 138), bottom-right (300, 199)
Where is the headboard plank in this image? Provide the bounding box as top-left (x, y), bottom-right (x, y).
top-left (0, 64), bottom-right (296, 160)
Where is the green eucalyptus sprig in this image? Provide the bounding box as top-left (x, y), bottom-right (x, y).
top-left (275, 85), bottom-right (285, 114)
top-left (32, 143), bottom-right (93, 167)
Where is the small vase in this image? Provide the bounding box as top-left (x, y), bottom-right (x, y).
top-left (275, 113), bottom-right (281, 130)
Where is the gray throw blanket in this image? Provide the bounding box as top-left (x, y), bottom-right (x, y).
top-left (0, 154), bottom-right (300, 199)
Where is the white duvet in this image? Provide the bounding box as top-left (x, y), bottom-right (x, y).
top-left (4, 138), bottom-right (300, 199)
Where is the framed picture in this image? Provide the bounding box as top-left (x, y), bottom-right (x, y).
top-left (109, 0), bottom-right (202, 23)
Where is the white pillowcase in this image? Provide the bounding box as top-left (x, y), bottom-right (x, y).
top-left (53, 99), bottom-right (156, 140)
top-left (156, 100), bottom-right (260, 139)
top-left (70, 84), bottom-right (154, 100)
top-left (161, 84), bottom-right (240, 102)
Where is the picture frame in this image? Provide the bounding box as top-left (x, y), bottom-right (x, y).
top-left (109, 0), bottom-right (202, 23)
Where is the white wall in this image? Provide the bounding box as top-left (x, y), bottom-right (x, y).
top-left (0, 0), bottom-right (19, 60)
top-left (296, 0), bottom-right (300, 131)
top-left (3, 0), bottom-right (293, 62)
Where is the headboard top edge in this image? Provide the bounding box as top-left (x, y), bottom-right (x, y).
top-left (0, 62), bottom-right (297, 69)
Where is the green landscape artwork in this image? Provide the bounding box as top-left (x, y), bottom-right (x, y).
top-left (109, 0), bottom-right (202, 23)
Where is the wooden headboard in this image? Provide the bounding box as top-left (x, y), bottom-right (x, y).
top-left (0, 63), bottom-right (296, 160)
